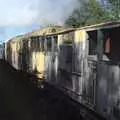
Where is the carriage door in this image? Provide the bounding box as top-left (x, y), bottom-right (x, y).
top-left (73, 30), bottom-right (97, 107)
top-left (51, 36), bottom-right (58, 84)
top-left (45, 36), bottom-right (58, 84)
top-left (45, 36), bottom-right (52, 83)
top-left (83, 30), bottom-right (97, 106)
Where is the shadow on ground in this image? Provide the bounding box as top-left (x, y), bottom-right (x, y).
top-left (0, 60), bottom-right (83, 120)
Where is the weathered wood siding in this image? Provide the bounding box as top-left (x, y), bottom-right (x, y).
top-left (96, 62), bottom-right (120, 120)
top-left (57, 32), bottom-right (74, 89)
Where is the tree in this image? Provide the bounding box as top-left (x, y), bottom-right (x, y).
top-left (89, 0), bottom-right (111, 22)
top-left (65, 0), bottom-right (91, 27)
top-left (105, 0), bottom-right (120, 19)
top-left (65, 0), bottom-right (114, 27)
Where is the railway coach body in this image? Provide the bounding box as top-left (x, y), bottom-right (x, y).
top-left (5, 36), bottom-right (23, 70)
top-left (4, 21), bottom-right (120, 120)
top-left (5, 26), bottom-right (65, 83)
top-left (45, 21), bottom-right (120, 120)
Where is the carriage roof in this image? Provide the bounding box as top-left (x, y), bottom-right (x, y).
top-left (8, 20), bottom-right (120, 43)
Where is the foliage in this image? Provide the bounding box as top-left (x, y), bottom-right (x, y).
top-left (105, 0), bottom-right (120, 19)
top-left (65, 0), bottom-right (120, 27)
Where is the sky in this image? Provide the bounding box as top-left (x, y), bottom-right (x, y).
top-left (0, 0), bottom-right (78, 43)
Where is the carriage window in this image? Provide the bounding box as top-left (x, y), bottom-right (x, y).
top-left (103, 32), bottom-right (111, 54)
top-left (53, 36), bottom-right (58, 51)
top-left (66, 45), bottom-right (72, 63)
top-left (32, 36), bottom-right (40, 50)
top-left (36, 37), bottom-right (40, 48)
top-left (103, 27), bottom-right (120, 62)
top-left (88, 31), bottom-right (97, 55)
top-left (102, 32), bottom-right (111, 61)
top-left (40, 37), bottom-right (45, 51)
top-left (34, 37), bottom-right (38, 49)
top-left (31, 37), bottom-right (34, 49)
top-left (62, 32), bottom-right (73, 44)
top-left (46, 37), bottom-right (52, 51)
top-left (54, 36), bottom-right (58, 45)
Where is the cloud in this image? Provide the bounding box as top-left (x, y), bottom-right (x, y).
top-left (36, 0), bottom-right (78, 26)
top-left (0, 0), bottom-right (78, 27)
top-left (0, 0), bottom-right (78, 43)
top-left (0, 0), bottom-right (39, 27)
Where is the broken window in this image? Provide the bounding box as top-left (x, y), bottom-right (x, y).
top-left (103, 27), bottom-right (120, 62)
top-left (88, 31), bottom-right (97, 55)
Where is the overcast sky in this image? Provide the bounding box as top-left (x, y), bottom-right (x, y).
top-left (0, 0), bottom-right (78, 43)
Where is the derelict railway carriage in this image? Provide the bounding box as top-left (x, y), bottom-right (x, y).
top-left (4, 21), bottom-right (120, 120)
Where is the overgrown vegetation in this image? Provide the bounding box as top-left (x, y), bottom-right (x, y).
top-left (65, 0), bottom-right (120, 27)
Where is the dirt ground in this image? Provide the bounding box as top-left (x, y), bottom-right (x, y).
top-left (0, 60), bottom-right (83, 120)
